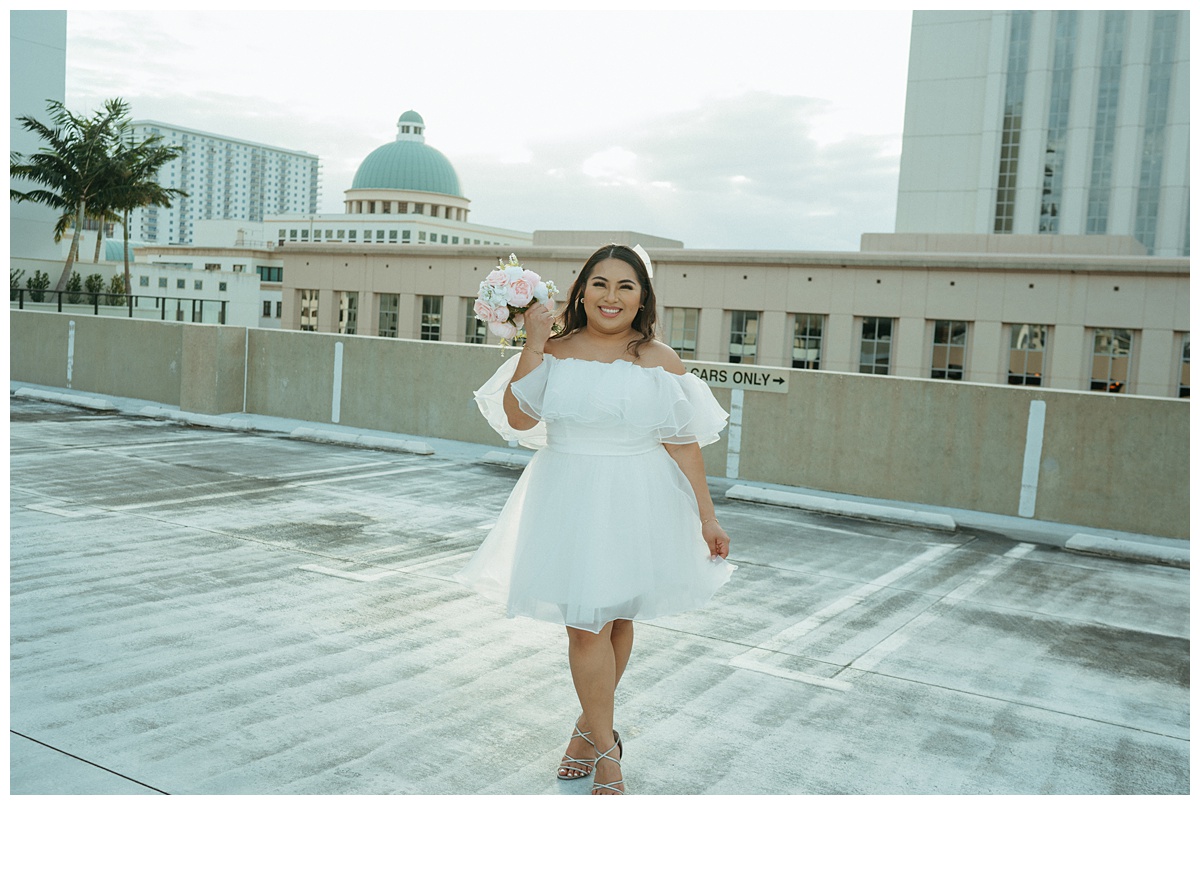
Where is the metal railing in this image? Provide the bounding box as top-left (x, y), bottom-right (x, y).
top-left (10, 288), bottom-right (228, 324)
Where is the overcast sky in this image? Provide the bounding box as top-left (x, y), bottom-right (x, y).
top-left (64, 9), bottom-right (913, 252)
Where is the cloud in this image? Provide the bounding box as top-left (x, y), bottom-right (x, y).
top-left (455, 93), bottom-right (900, 252)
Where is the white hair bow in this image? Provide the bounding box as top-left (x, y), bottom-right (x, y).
top-left (632, 243), bottom-right (654, 279)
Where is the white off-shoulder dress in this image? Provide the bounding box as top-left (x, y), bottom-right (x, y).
top-left (455, 353), bottom-right (737, 634)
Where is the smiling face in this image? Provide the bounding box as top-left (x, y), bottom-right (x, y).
top-left (582, 257), bottom-right (642, 334)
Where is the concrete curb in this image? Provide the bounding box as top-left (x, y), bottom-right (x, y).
top-left (289, 427), bottom-right (434, 455)
top-left (725, 484), bottom-right (959, 533)
top-left (12, 388), bottom-right (117, 412)
top-left (1064, 533), bottom-right (1190, 569)
top-left (480, 451), bottom-right (532, 469)
top-left (137, 406), bottom-right (257, 431)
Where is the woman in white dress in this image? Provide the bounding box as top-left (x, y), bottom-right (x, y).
top-left (457, 244), bottom-right (735, 794)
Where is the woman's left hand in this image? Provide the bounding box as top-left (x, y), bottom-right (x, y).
top-left (702, 519), bottom-right (730, 560)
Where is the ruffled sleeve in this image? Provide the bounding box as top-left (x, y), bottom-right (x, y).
top-left (655, 371), bottom-right (730, 447)
top-left (472, 354), bottom-right (548, 449)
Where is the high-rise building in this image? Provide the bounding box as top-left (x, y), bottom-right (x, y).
top-left (896, 10), bottom-right (1189, 256)
top-left (127, 121), bottom-right (320, 245)
top-left (10, 10), bottom-right (68, 260)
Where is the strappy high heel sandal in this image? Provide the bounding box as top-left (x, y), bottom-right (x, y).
top-left (591, 733), bottom-right (625, 795)
top-left (557, 722), bottom-right (596, 780)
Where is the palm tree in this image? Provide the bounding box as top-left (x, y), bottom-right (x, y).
top-left (103, 126), bottom-right (186, 294)
top-left (10, 98), bottom-right (130, 291)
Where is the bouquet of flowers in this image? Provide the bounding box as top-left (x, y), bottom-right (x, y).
top-left (474, 254), bottom-right (559, 344)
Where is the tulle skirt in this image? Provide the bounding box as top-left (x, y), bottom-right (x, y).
top-left (456, 445), bottom-right (736, 633)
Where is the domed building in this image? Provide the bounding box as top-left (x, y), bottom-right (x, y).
top-left (268, 111), bottom-right (531, 250)
top-left (343, 111), bottom-right (469, 223)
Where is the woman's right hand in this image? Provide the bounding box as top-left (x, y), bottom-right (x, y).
top-left (523, 301), bottom-right (555, 349)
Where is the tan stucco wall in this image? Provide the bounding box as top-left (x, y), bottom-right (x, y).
top-left (276, 245), bottom-right (1189, 398)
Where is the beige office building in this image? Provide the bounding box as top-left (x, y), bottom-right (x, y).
top-left (277, 231), bottom-right (1189, 399)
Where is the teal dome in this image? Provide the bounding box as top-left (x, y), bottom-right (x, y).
top-left (351, 111), bottom-right (463, 197)
top-left (104, 239), bottom-right (141, 262)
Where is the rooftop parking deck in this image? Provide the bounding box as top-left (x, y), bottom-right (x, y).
top-left (8, 393), bottom-right (1189, 796)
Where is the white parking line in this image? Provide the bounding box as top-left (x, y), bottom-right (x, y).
top-left (107, 465), bottom-right (429, 511)
top-left (756, 543), bottom-right (959, 653)
top-left (25, 502), bottom-right (104, 519)
top-left (850, 543), bottom-right (1037, 672)
top-left (728, 542), bottom-right (960, 688)
top-left (298, 564), bottom-right (394, 583)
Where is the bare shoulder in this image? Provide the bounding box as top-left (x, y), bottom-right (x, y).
top-left (543, 330), bottom-right (576, 358)
top-left (638, 340), bottom-right (687, 375)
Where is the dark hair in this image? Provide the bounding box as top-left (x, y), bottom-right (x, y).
top-left (552, 243), bottom-right (658, 359)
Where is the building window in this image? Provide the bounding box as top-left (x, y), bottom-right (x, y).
top-left (158, 277), bottom-right (168, 288)
top-left (177, 279), bottom-right (186, 289)
top-left (232, 264), bottom-right (245, 273)
top-left (1008, 324), bottom-right (1048, 386)
top-left (298, 289), bottom-right (319, 332)
top-left (1040, 11), bottom-right (1078, 233)
top-left (415, 204), bottom-right (425, 215)
top-left (325, 231), bottom-right (333, 239)
top-left (931, 320), bottom-right (968, 380)
top-left (378, 294), bottom-right (399, 338)
top-left (666, 307), bottom-right (699, 358)
top-left (418, 231), bottom-right (427, 242)
top-left (1086, 11), bottom-right (1126, 234)
top-left (139, 275), bottom-right (150, 287)
top-left (337, 291), bottom-right (358, 335)
top-left (398, 202), bottom-right (408, 214)
top-left (364, 230), bottom-right (372, 242)
top-left (389, 230), bottom-right (398, 242)
top-left (728, 310), bottom-right (758, 364)
top-left (402, 230), bottom-right (411, 242)
top-left (1090, 328), bottom-right (1133, 393)
top-left (262, 300), bottom-right (272, 318)
top-left (1133, 11), bottom-right (1180, 254)
top-left (464, 302), bottom-right (487, 344)
top-left (348, 230), bottom-right (357, 241)
top-left (859, 317), bottom-right (893, 375)
top-left (441, 235), bottom-right (448, 244)
top-left (205, 262), bottom-right (221, 271)
top-left (194, 279), bottom-right (203, 290)
top-left (994, 11), bottom-right (1032, 233)
top-left (218, 282), bottom-right (227, 292)
top-left (336, 230), bottom-right (345, 239)
top-left (275, 301), bottom-right (282, 319)
top-left (289, 229), bottom-right (298, 239)
top-left (791, 314), bottom-right (824, 369)
top-left (1179, 334), bottom-right (1189, 397)
top-left (421, 295), bottom-right (443, 341)
top-left (257, 266), bottom-right (282, 282)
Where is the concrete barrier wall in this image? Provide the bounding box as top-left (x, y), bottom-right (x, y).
top-left (736, 370), bottom-right (1189, 538)
top-left (10, 311), bottom-right (185, 405)
top-left (9, 311), bottom-right (1189, 538)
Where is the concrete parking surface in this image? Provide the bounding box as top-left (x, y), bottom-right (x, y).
top-left (8, 394), bottom-right (1190, 794)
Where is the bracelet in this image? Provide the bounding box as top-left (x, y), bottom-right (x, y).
top-left (524, 345), bottom-right (543, 356)
top-left (701, 517), bottom-right (719, 525)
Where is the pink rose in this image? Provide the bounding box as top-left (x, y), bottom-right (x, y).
top-left (508, 277), bottom-right (533, 307)
top-left (489, 321), bottom-right (519, 340)
top-left (485, 270), bottom-right (508, 289)
top-left (474, 298), bottom-right (509, 324)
